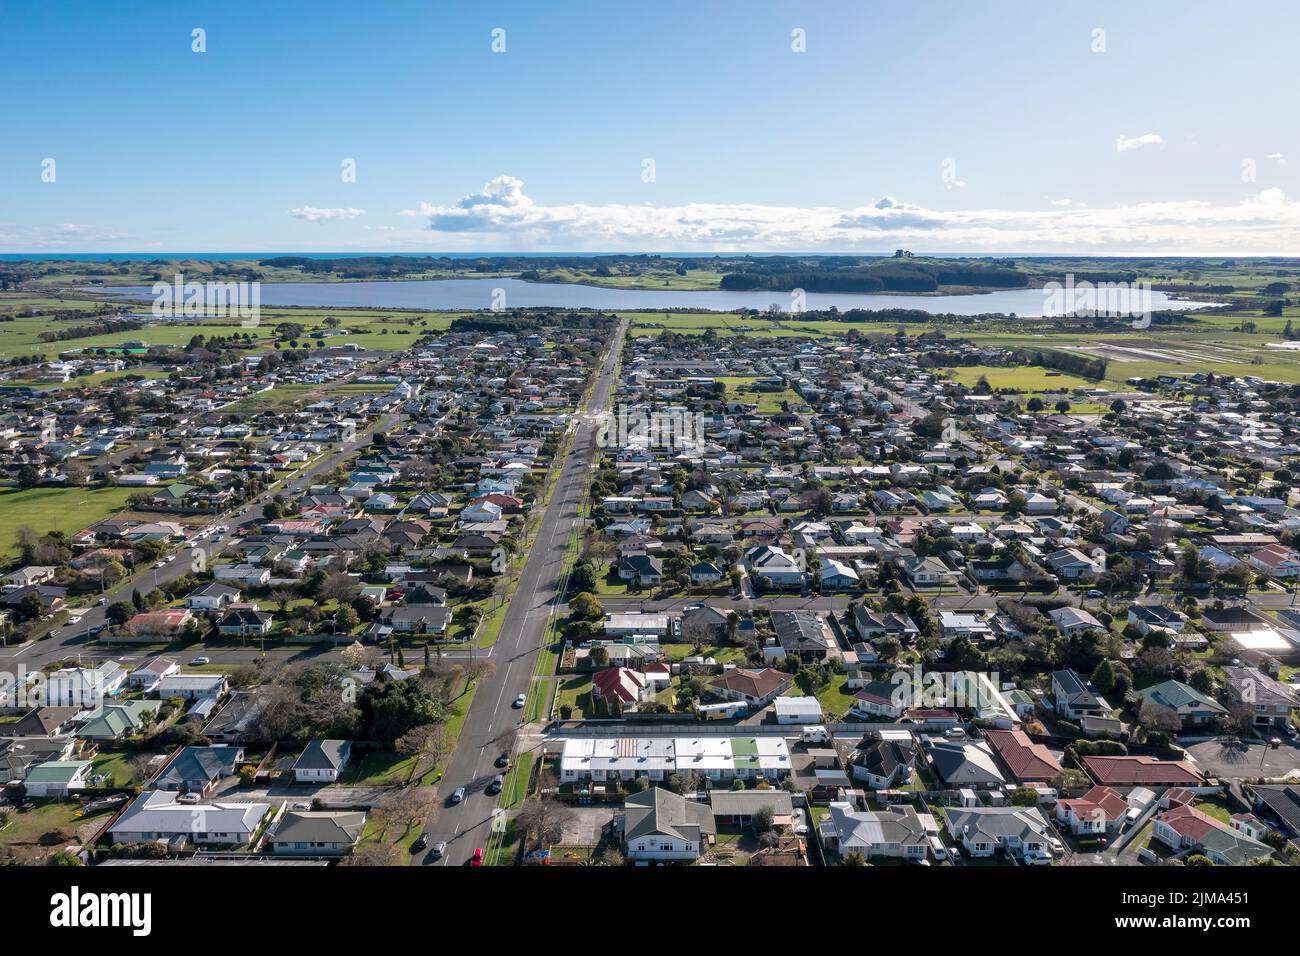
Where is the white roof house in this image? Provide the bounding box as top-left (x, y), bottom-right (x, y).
top-left (675, 736), bottom-right (735, 777)
top-left (108, 791), bottom-right (274, 846)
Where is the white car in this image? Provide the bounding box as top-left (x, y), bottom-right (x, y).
top-left (190, 656), bottom-right (210, 666)
top-left (153, 560), bottom-right (167, 569)
top-left (1023, 849), bottom-right (1053, 866)
top-left (513, 693), bottom-right (527, 709)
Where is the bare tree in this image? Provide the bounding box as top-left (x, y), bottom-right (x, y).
top-left (1137, 699), bottom-right (1182, 736)
top-left (462, 658), bottom-right (497, 686)
top-left (514, 797), bottom-right (574, 850)
top-left (318, 571), bottom-right (362, 605)
top-left (395, 723), bottom-right (451, 782)
top-left (376, 784), bottom-right (435, 829)
top-left (341, 841), bottom-right (400, 867)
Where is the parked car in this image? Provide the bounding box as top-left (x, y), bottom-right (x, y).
top-left (412, 833), bottom-right (428, 852)
top-left (495, 752), bottom-right (511, 769)
top-left (513, 693), bottom-right (527, 709)
top-left (488, 774), bottom-right (505, 795)
top-left (450, 787), bottom-right (466, 805)
top-left (430, 841), bottom-right (447, 860)
top-left (469, 847), bottom-right (484, 866)
top-left (1085, 589), bottom-right (1104, 598)
top-left (1023, 849), bottom-right (1053, 866)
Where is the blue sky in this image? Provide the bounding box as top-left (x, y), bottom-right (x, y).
top-left (2, 0), bottom-right (1297, 253)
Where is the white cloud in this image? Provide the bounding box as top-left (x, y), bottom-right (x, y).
top-left (398, 176), bottom-right (1300, 253)
top-left (0, 222), bottom-right (132, 248)
top-left (1267, 152), bottom-right (1287, 165)
top-left (1049, 198), bottom-right (1076, 207)
top-left (289, 206), bottom-right (366, 222)
top-left (1115, 132), bottom-right (1164, 153)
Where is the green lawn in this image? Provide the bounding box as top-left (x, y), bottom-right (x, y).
top-left (0, 485), bottom-right (137, 560)
top-left (90, 750), bottom-right (139, 788)
top-left (501, 752), bottom-right (534, 810)
top-left (351, 750), bottom-right (433, 786)
top-left (555, 675), bottom-right (592, 718)
top-left (812, 673), bottom-right (857, 721)
top-left (0, 802), bottom-right (115, 863)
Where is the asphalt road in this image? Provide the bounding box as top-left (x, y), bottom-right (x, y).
top-left (416, 318), bottom-right (627, 867)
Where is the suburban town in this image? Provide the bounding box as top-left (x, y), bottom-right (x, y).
top-left (3, 0), bottom-right (1294, 937)
top-left (2, 288), bottom-right (1299, 879)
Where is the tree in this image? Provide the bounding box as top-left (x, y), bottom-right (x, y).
top-left (513, 798), bottom-right (574, 850)
top-left (568, 591), bottom-right (604, 621)
top-left (1090, 659), bottom-right (1118, 696)
top-left (751, 805), bottom-right (775, 834)
top-left (340, 641), bottom-right (366, 670)
top-left (106, 601), bottom-right (135, 626)
top-left (1009, 786), bottom-right (1039, 807)
top-left (360, 677), bottom-right (443, 747)
top-left (395, 723), bottom-right (450, 782)
top-left (334, 605), bottom-right (360, 634)
top-left (570, 561), bottom-right (598, 593)
top-left (317, 571), bottom-right (362, 605)
top-left (589, 645), bottom-right (609, 668)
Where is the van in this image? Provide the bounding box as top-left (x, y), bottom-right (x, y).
top-left (801, 726), bottom-right (829, 744)
top-left (929, 836), bottom-right (947, 861)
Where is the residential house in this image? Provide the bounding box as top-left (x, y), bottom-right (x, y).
top-left (107, 791), bottom-right (273, 848)
top-left (619, 787), bottom-right (716, 861)
top-left (708, 668), bottom-right (792, 709)
top-left (1135, 680), bottom-right (1227, 728)
top-left (945, 806), bottom-right (1054, 858)
top-left (1051, 669), bottom-right (1112, 721)
top-left (820, 801), bottom-right (929, 861)
top-left (1056, 785), bottom-right (1129, 836)
top-left (293, 739), bottom-right (353, 783)
top-left (154, 745), bottom-right (245, 796)
top-left (267, 810), bottom-right (367, 857)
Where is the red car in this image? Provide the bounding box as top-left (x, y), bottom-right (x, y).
top-left (469, 847), bottom-right (484, 867)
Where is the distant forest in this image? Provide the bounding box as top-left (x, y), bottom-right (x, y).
top-left (255, 253), bottom-right (1029, 292)
top-left (717, 255), bottom-right (1028, 293)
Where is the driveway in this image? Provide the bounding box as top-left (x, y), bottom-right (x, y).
top-left (1184, 736), bottom-right (1300, 781)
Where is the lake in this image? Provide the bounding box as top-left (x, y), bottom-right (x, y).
top-left (93, 277), bottom-right (1210, 317)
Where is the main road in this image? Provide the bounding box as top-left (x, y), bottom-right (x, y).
top-left (417, 318), bottom-right (627, 866)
